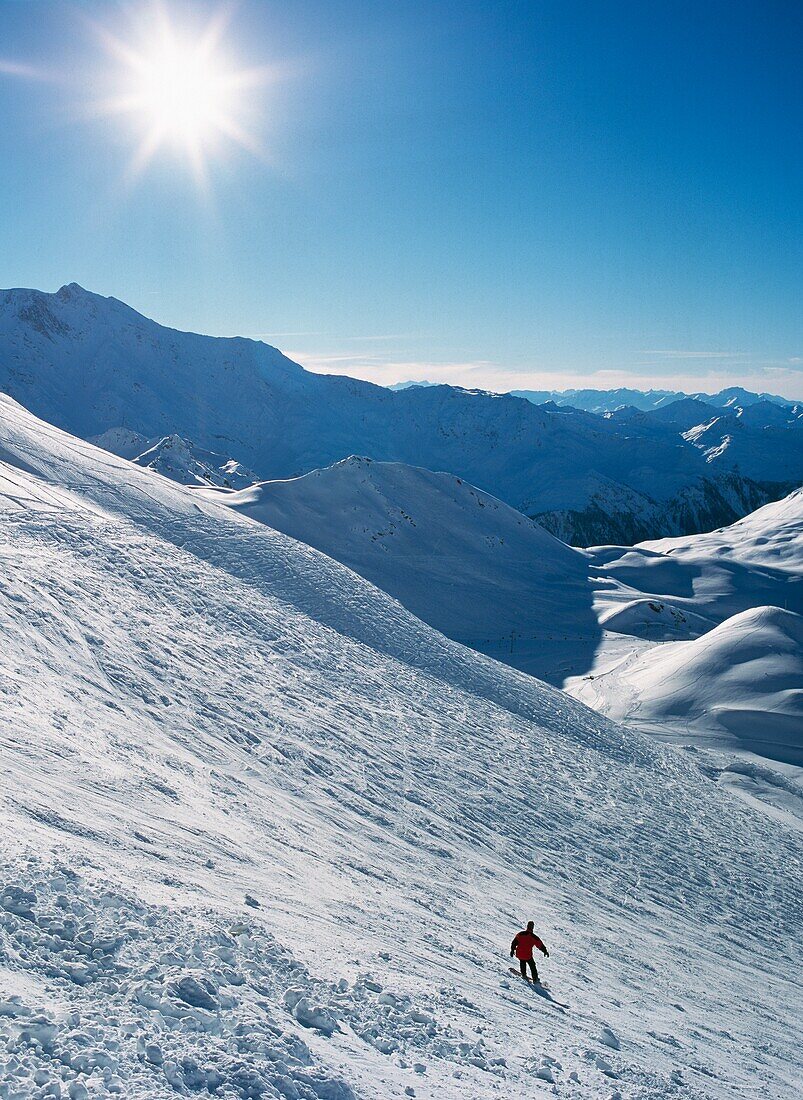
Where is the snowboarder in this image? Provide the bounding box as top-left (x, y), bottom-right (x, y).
top-left (510, 921), bottom-right (549, 982)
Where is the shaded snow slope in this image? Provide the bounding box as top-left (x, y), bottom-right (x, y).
top-left (89, 427), bottom-right (154, 461)
top-left (0, 395), bottom-right (801, 1098)
top-left (588, 486), bottom-right (803, 629)
top-left (639, 398), bottom-right (719, 430)
top-left (605, 399), bottom-right (803, 482)
top-left (0, 284), bottom-right (791, 544)
top-left (200, 456), bottom-right (601, 683)
top-left (681, 406), bottom-right (803, 482)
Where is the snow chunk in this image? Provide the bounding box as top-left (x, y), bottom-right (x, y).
top-left (292, 998), bottom-right (339, 1036)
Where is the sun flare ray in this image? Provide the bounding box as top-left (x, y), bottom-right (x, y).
top-left (95, 3), bottom-right (265, 184)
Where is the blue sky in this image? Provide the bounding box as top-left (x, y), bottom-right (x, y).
top-left (1, 0), bottom-right (801, 396)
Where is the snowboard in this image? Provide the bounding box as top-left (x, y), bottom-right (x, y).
top-left (507, 968), bottom-right (567, 1009)
top-left (508, 966), bottom-right (547, 988)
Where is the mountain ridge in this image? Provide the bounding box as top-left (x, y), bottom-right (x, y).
top-left (509, 384), bottom-right (799, 412)
top-left (0, 283), bottom-right (798, 544)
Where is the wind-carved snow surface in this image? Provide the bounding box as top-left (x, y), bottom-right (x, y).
top-left (561, 491), bottom-right (803, 825)
top-left (0, 396), bottom-right (801, 1098)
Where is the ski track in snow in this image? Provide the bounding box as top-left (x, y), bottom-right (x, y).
top-left (0, 396), bottom-right (801, 1099)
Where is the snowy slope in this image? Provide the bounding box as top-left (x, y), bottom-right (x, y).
top-left (599, 607), bottom-right (803, 764)
top-left (201, 453), bottom-right (801, 693)
top-left (563, 491), bottom-right (803, 814)
top-left (199, 456), bottom-right (600, 683)
top-left (89, 427), bottom-right (155, 461)
top-left (0, 284), bottom-right (791, 544)
top-left (588, 486), bottom-right (803, 629)
top-left (641, 483), bottom-right (803, 558)
top-left (212, 452), bottom-right (803, 779)
top-left (0, 394), bottom-right (801, 1099)
top-left (204, 452), bottom-right (802, 819)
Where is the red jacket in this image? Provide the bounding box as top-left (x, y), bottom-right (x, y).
top-left (511, 930), bottom-right (546, 961)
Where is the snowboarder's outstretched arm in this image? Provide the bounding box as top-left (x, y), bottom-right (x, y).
top-left (533, 935), bottom-right (549, 957)
top-left (509, 934), bottom-right (519, 958)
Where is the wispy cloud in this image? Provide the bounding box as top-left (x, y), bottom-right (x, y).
top-left (296, 353), bottom-right (388, 365)
top-left (344, 334), bottom-right (416, 342)
top-left (638, 349), bottom-right (750, 360)
top-left (253, 332), bottom-right (419, 343)
top-left (249, 332), bottom-right (324, 339)
top-left (291, 352), bottom-right (496, 387)
top-left (0, 58), bottom-right (57, 82)
top-left (286, 349), bottom-right (803, 401)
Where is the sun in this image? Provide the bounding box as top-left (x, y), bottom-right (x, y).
top-left (133, 36), bottom-right (230, 149)
top-left (96, 5), bottom-right (267, 184)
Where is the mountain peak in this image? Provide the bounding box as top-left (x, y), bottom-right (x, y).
top-left (56, 282), bottom-right (90, 298)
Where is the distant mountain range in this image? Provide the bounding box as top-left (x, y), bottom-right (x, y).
top-left (606, 398), bottom-right (803, 483)
top-left (1, 283), bottom-right (800, 544)
top-left (394, 380), bottom-right (799, 411)
top-left (509, 384), bottom-right (798, 412)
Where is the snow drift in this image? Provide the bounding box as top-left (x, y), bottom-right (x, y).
top-left (564, 491), bottom-right (803, 801)
top-left (589, 485), bottom-right (803, 629)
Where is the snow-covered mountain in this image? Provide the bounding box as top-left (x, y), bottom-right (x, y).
top-left (91, 428), bottom-right (256, 489)
top-left (1, 394), bottom-right (802, 1099)
top-left (0, 283), bottom-right (796, 545)
top-left (680, 403), bottom-right (803, 482)
top-left (200, 456), bottom-right (601, 682)
top-left (608, 397), bottom-right (720, 431)
top-left (605, 396), bottom-right (803, 486)
top-left (511, 385), bottom-right (797, 414)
